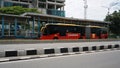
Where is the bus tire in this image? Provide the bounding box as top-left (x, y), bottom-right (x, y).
top-left (53, 37), bottom-right (58, 40)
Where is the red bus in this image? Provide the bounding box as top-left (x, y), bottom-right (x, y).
top-left (39, 23), bottom-right (108, 40)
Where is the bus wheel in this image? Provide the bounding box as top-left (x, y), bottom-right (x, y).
top-left (53, 37), bottom-right (58, 40)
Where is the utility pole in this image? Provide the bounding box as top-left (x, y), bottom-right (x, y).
top-left (102, 1), bottom-right (119, 16)
top-left (83, 0), bottom-right (88, 19)
top-left (102, 6), bottom-right (111, 15)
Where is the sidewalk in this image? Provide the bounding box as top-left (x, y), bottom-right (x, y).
top-left (0, 39), bottom-right (120, 44)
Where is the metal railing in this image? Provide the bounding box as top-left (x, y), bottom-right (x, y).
top-left (47, 9), bottom-right (65, 17)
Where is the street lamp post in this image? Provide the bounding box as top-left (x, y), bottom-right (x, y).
top-left (83, 0), bottom-right (88, 19)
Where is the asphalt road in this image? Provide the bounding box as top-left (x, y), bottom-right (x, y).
top-left (0, 50), bottom-right (120, 68)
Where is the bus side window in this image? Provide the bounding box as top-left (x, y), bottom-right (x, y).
top-left (59, 30), bottom-right (66, 36)
top-left (101, 29), bottom-right (107, 34)
top-left (54, 28), bottom-right (59, 34)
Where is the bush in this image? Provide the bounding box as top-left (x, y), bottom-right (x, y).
top-left (0, 6), bottom-right (40, 15)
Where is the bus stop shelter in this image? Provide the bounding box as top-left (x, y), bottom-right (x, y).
top-left (0, 13), bottom-right (110, 39)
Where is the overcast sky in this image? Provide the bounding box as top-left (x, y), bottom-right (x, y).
top-left (65, 0), bottom-right (119, 21)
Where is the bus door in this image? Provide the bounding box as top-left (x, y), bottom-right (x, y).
top-left (90, 27), bottom-right (99, 39)
top-left (58, 27), bottom-right (67, 39)
top-left (79, 27), bottom-right (85, 39)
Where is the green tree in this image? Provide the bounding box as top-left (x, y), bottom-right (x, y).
top-left (0, 6), bottom-right (40, 15)
top-left (104, 10), bottom-right (120, 35)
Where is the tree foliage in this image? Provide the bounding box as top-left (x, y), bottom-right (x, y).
top-left (104, 10), bottom-right (120, 35)
top-left (0, 6), bottom-right (40, 15)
